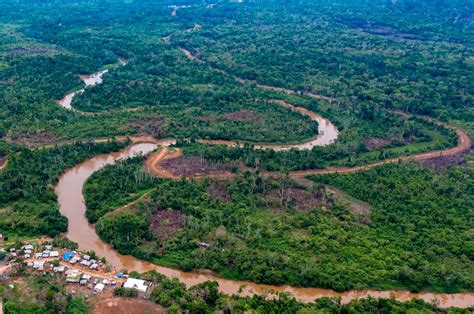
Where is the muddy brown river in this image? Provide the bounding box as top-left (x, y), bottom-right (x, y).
top-left (57, 69), bottom-right (109, 110)
top-left (55, 141), bottom-right (474, 308)
top-left (57, 58), bottom-right (126, 110)
top-left (52, 49), bottom-right (472, 308)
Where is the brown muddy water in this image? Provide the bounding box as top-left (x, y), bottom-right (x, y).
top-left (55, 142), bottom-right (474, 308)
top-left (196, 100), bottom-right (338, 150)
top-left (57, 69), bottom-right (109, 110)
top-left (57, 58), bottom-right (127, 110)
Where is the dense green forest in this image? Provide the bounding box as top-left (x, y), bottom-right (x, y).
top-left (0, 140), bottom-right (128, 237)
top-left (84, 155), bottom-right (158, 223)
top-left (178, 116), bottom-right (457, 172)
top-left (176, 0), bottom-right (473, 119)
top-left (0, 0), bottom-right (470, 157)
top-left (0, 0), bottom-right (472, 309)
top-left (89, 155), bottom-right (473, 293)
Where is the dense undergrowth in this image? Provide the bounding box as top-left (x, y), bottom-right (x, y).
top-left (0, 0), bottom-right (472, 305)
top-left (0, 140), bottom-right (128, 237)
top-left (88, 156), bottom-right (473, 293)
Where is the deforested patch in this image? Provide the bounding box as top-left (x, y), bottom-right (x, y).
top-left (151, 209), bottom-right (186, 244)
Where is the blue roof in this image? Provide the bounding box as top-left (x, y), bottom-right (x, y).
top-left (63, 251), bottom-right (74, 261)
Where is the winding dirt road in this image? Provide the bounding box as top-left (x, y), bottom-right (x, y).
top-left (48, 71), bottom-right (472, 308)
top-left (145, 116), bottom-right (471, 180)
top-left (56, 139), bottom-right (474, 309)
top-left (2, 28), bottom-right (471, 307)
top-left (178, 47), bottom-right (336, 102)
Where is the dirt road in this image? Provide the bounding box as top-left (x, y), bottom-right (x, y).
top-left (146, 114), bottom-right (471, 180)
top-left (0, 158), bottom-right (7, 170)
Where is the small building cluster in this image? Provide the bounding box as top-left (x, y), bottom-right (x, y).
top-left (8, 243), bottom-right (61, 261)
top-left (1, 240), bottom-right (151, 297)
top-left (64, 252), bottom-right (99, 270)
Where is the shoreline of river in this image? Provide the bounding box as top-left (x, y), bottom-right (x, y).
top-left (55, 139), bottom-right (474, 308)
top-left (46, 41), bottom-right (473, 308)
top-left (57, 58), bottom-right (127, 111)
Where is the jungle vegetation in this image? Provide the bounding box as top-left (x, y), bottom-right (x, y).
top-left (0, 0), bottom-right (472, 304)
top-left (0, 140), bottom-right (128, 237)
top-left (141, 270), bottom-right (471, 313)
top-left (0, 0), bottom-right (470, 153)
top-left (89, 155), bottom-right (473, 293)
top-left (0, 271), bottom-right (89, 314)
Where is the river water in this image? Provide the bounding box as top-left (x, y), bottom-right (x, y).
top-left (57, 70), bottom-right (109, 110)
top-left (55, 142), bottom-right (474, 308)
top-left (57, 58), bottom-right (126, 110)
top-left (52, 53), bottom-right (472, 308)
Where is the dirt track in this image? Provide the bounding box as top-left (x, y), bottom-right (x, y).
top-left (93, 296), bottom-right (164, 314)
top-left (179, 48), bottom-right (337, 102)
top-left (0, 158), bottom-right (7, 170)
top-left (145, 147), bottom-right (181, 178)
top-left (145, 112), bottom-right (471, 180)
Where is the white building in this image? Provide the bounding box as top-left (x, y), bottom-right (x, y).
top-left (94, 283), bottom-right (105, 293)
top-left (123, 278), bottom-right (148, 293)
top-left (53, 266), bottom-right (66, 272)
top-left (49, 251), bottom-right (59, 258)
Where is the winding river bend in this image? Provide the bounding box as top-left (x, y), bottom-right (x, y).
top-left (57, 58), bottom-right (126, 110)
top-left (49, 47), bottom-right (474, 307)
top-left (35, 32), bottom-right (473, 306)
top-left (56, 139), bottom-right (474, 308)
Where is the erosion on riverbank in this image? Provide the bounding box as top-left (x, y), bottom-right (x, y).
top-left (68, 136), bottom-right (473, 308)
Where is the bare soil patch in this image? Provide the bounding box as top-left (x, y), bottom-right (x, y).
top-left (421, 150), bottom-right (470, 171)
top-left (8, 131), bottom-right (61, 147)
top-left (93, 296), bottom-right (164, 314)
top-left (125, 117), bottom-right (167, 138)
top-left (5, 47), bottom-right (51, 56)
top-left (199, 115), bottom-right (217, 122)
top-left (151, 210), bottom-right (186, 244)
top-left (261, 185), bottom-right (333, 212)
top-left (160, 155), bottom-right (232, 177)
top-left (363, 137), bottom-right (393, 150)
top-left (363, 136), bottom-right (415, 150)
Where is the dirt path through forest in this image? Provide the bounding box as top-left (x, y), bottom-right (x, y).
top-left (8, 25), bottom-right (472, 307)
top-left (0, 158), bottom-right (7, 170)
top-left (178, 47), bottom-right (336, 102)
top-left (50, 74), bottom-right (471, 308)
top-left (56, 142), bottom-right (474, 308)
top-left (145, 117), bottom-right (471, 179)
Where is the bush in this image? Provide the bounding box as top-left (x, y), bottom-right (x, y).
top-left (113, 287), bottom-right (139, 297)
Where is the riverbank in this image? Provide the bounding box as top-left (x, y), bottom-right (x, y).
top-left (55, 136), bottom-right (474, 308)
top-left (36, 25), bottom-right (474, 308)
top-left (57, 58), bottom-right (127, 111)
